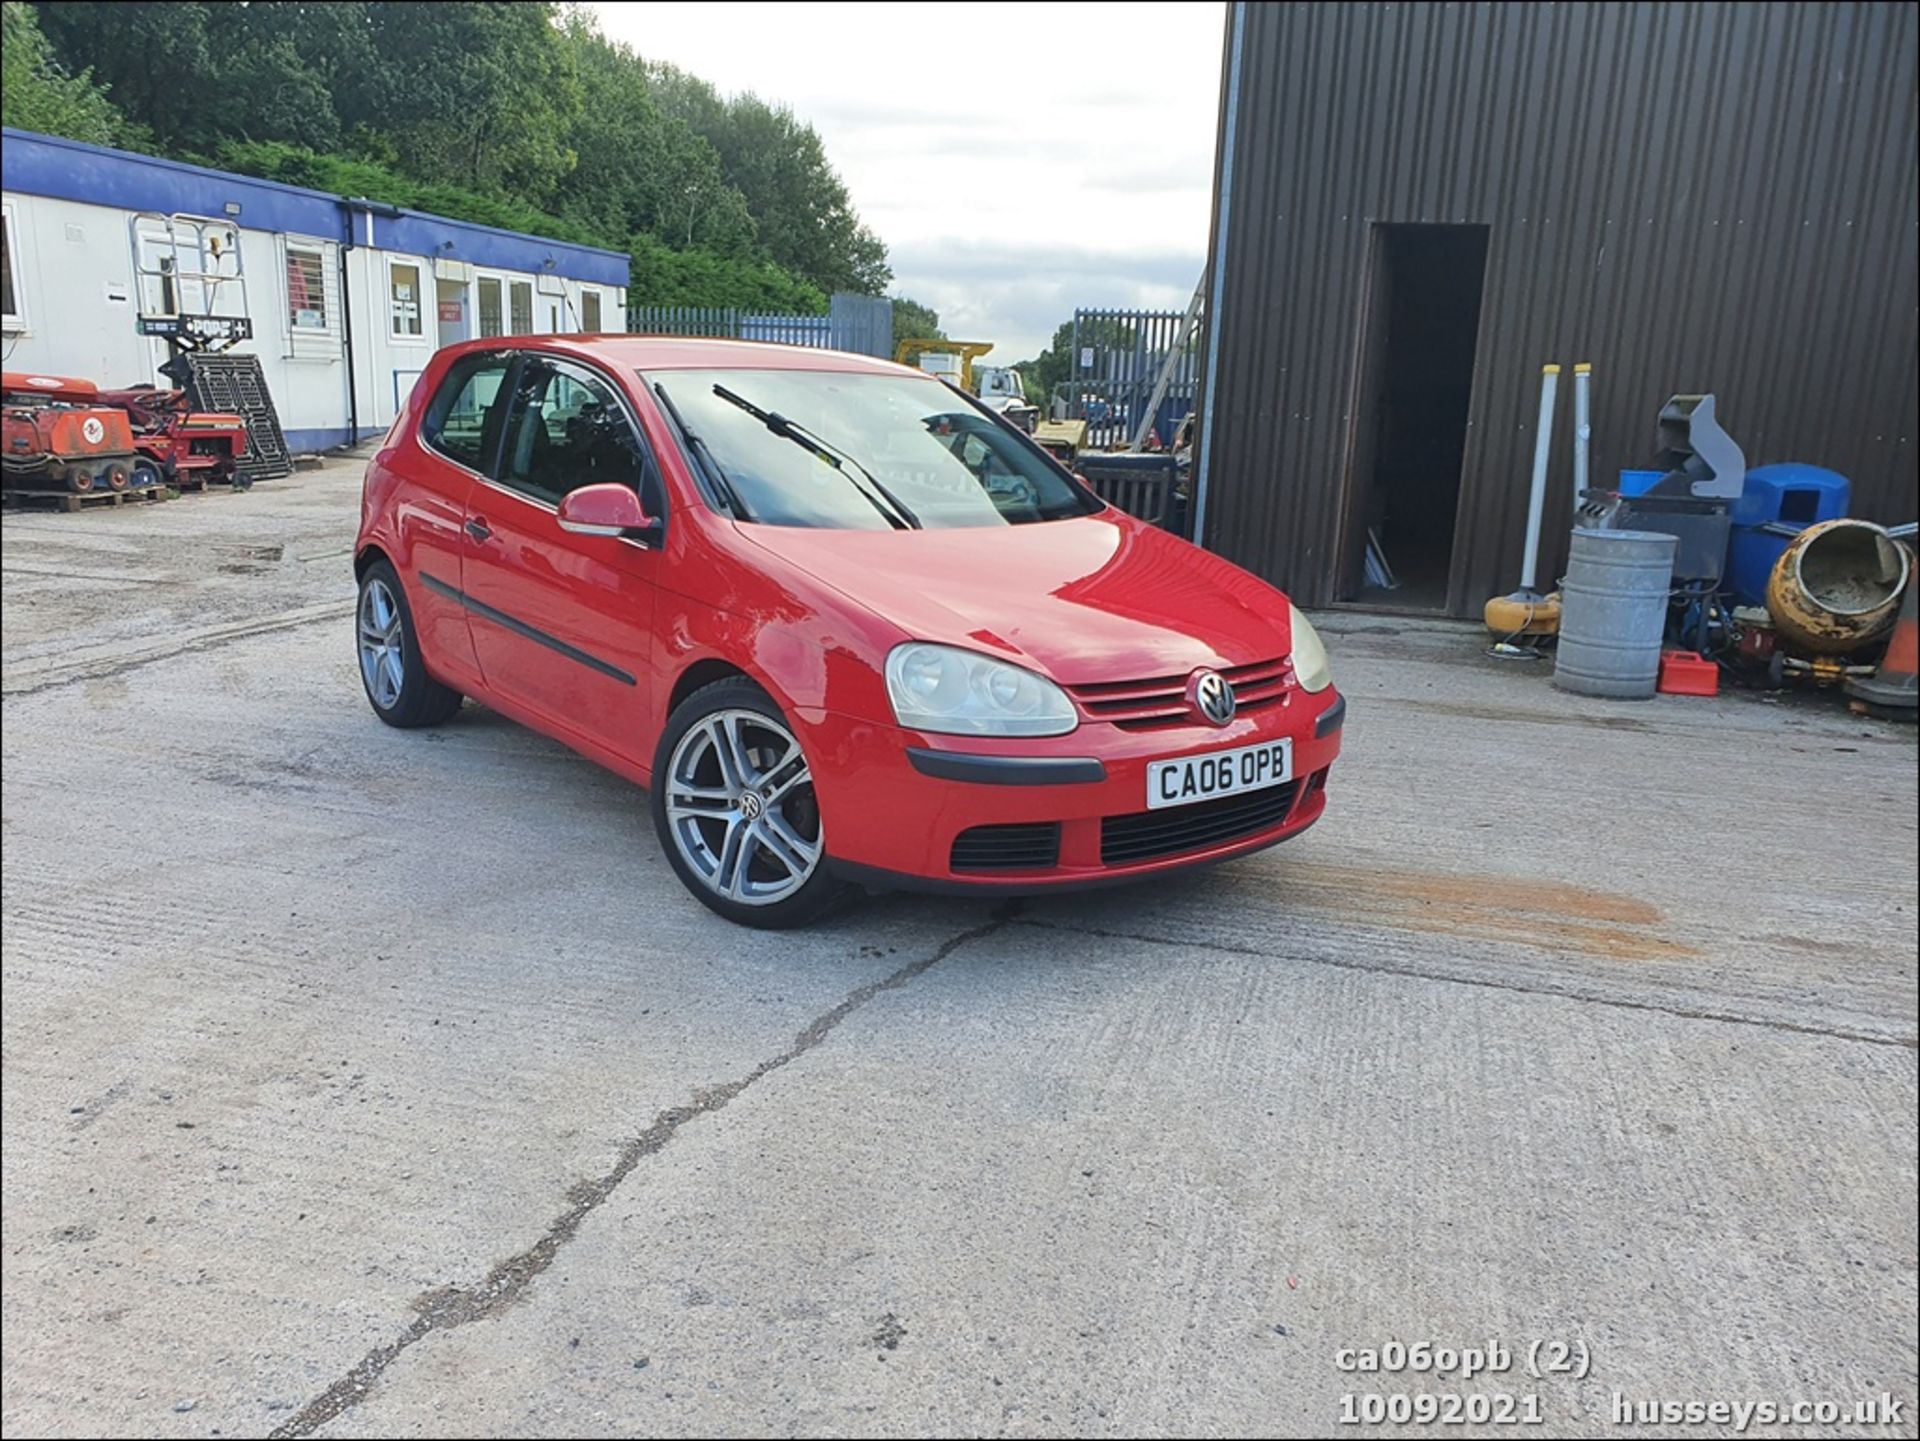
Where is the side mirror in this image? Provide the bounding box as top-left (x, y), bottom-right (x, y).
top-left (557, 482), bottom-right (662, 545)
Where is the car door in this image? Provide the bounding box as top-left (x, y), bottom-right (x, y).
top-left (403, 349), bottom-right (516, 686)
top-left (459, 355), bottom-right (661, 761)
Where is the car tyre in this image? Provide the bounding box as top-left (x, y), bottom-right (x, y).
top-left (650, 677), bottom-right (851, 929)
top-left (356, 559), bottom-right (462, 729)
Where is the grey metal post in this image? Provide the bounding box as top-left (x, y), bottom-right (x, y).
top-left (1572, 361), bottom-right (1591, 502)
top-left (1519, 364), bottom-right (1561, 594)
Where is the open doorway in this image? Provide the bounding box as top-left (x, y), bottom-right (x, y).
top-left (1344, 224), bottom-right (1489, 610)
top-left (436, 278), bottom-right (468, 349)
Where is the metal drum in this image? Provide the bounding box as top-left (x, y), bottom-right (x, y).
top-left (1765, 518), bottom-right (1912, 655)
top-left (1553, 529), bottom-right (1677, 699)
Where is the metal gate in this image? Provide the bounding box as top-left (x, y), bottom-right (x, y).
top-left (1063, 306), bottom-right (1204, 451)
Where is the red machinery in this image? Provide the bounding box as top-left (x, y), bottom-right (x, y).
top-left (2, 372), bottom-right (137, 494)
top-left (96, 385), bottom-right (248, 488)
top-left (2, 372), bottom-right (249, 496)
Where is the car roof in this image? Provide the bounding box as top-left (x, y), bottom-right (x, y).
top-left (438, 334), bottom-right (922, 377)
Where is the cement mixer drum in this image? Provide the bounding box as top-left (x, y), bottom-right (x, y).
top-left (1766, 519), bottom-right (1912, 654)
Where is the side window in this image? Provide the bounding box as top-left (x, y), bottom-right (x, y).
top-left (2, 201), bottom-right (23, 332)
top-left (286, 244), bottom-right (328, 329)
top-left (477, 278), bottom-right (503, 339)
top-left (498, 361), bottom-right (657, 509)
top-left (422, 355), bottom-right (512, 473)
top-left (581, 291), bottom-right (602, 332)
top-left (389, 260), bottom-right (423, 337)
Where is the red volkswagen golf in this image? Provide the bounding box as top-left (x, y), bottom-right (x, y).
top-left (354, 337), bottom-right (1344, 927)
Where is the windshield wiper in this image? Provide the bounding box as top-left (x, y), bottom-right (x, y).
top-left (710, 384), bottom-right (921, 530)
top-left (653, 381), bottom-right (755, 521)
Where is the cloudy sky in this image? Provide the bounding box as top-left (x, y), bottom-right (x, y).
top-left (588, 1), bottom-right (1226, 361)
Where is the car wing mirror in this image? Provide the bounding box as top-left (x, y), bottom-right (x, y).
top-left (557, 482), bottom-right (663, 546)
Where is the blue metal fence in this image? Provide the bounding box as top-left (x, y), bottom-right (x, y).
top-left (1065, 307), bottom-right (1203, 450)
top-left (627, 305), bottom-right (738, 338)
top-left (740, 313), bottom-right (832, 345)
top-left (628, 293), bottom-right (893, 358)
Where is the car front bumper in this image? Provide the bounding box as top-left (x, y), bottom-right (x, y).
top-left (799, 687), bottom-right (1345, 894)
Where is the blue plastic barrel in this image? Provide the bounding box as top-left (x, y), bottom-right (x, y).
top-left (1726, 464), bottom-right (1851, 607)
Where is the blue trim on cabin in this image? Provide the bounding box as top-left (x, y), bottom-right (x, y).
top-left (1, 129), bottom-right (628, 288)
top-left (281, 426), bottom-right (357, 454)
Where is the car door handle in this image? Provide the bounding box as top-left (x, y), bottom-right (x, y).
top-left (464, 517), bottom-right (493, 543)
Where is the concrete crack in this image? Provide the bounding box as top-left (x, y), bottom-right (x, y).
top-left (269, 902), bottom-right (1017, 1439)
top-left (1017, 917), bottom-right (1917, 1050)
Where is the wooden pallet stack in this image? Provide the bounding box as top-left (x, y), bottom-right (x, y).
top-left (1, 482), bottom-right (171, 513)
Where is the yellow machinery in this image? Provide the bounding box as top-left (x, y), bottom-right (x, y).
top-left (1484, 590), bottom-right (1563, 637)
top-left (1033, 417), bottom-right (1088, 466)
top-left (894, 339), bottom-right (996, 392)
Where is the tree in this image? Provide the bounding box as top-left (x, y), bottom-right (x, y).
top-left (550, 15), bottom-right (755, 257)
top-left (350, 2), bottom-right (581, 202)
top-left (1007, 322), bottom-right (1075, 411)
top-left (2, 1), bottom-right (125, 145)
top-left (644, 67), bottom-right (892, 295)
top-left (627, 232), bottom-right (828, 311)
top-left (22, 1), bottom-right (889, 317)
top-left (889, 296), bottom-right (944, 347)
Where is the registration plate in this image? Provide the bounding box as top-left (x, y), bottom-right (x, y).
top-left (1146, 738), bottom-right (1293, 810)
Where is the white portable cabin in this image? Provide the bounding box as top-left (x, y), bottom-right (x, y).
top-left (1, 128), bottom-right (629, 453)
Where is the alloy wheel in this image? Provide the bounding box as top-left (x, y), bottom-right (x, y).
top-left (358, 577), bottom-right (406, 710)
top-left (663, 708), bottom-right (822, 906)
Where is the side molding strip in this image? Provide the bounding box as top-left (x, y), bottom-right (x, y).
top-left (419, 572), bottom-right (636, 687)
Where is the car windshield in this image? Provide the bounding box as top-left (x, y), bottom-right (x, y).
top-left (647, 368), bottom-right (1097, 530)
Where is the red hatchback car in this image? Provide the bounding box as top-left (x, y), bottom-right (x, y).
top-left (354, 337), bottom-right (1344, 927)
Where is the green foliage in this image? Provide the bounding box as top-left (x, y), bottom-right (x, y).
top-left (209, 142), bottom-right (827, 312)
top-left (889, 296), bottom-right (945, 346)
top-left (30, 0), bottom-right (344, 152)
top-left (1008, 322), bottom-right (1077, 409)
top-left (1, 0), bottom-right (126, 146)
top-left (208, 141), bottom-right (614, 249)
top-left (24, 1), bottom-right (888, 309)
top-left (642, 63), bottom-right (892, 294)
top-left (358, 2), bottom-right (580, 200)
top-left (627, 233), bottom-right (828, 313)
top-left (550, 15), bottom-right (756, 258)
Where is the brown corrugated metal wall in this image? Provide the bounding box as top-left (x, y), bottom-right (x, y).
top-left (1194, 1), bottom-right (1919, 615)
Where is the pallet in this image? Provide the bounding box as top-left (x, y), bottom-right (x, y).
top-left (1, 483), bottom-right (169, 513)
top-left (172, 473), bottom-right (254, 494)
top-left (174, 354), bottom-right (292, 482)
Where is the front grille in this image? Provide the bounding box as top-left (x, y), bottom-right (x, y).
top-left (1101, 782), bottom-right (1300, 866)
top-left (1066, 658), bottom-right (1294, 731)
top-left (951, 821), bottom-right (1061, 872)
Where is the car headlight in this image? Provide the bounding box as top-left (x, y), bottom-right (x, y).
top-left (1288, 602), bottom-right (1334, 693)
top-left (885, 642), bottom-right (1078, 737)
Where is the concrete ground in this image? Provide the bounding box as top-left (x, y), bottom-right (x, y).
top-left (3, 456), bottom-right (1915, 1440)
